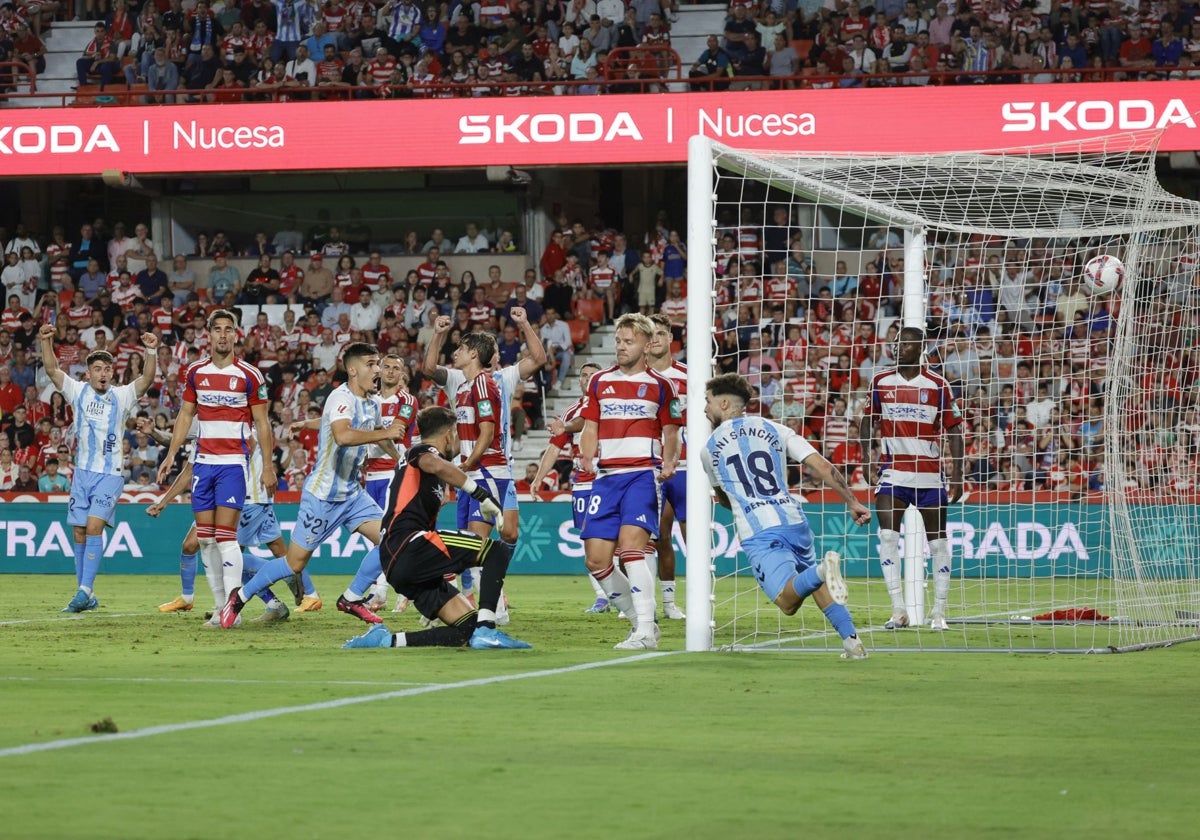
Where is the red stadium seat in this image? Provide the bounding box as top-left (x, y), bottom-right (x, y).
top-left (574, 298), bottom-right (604, 325)
top-left (568, 319), bottom-right (590, 349)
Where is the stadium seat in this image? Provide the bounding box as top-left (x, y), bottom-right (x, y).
top-left (58, 290), bottom-right (75, 309)
top-left (239, 305), bottom-right (260, 329)
top-left (259, 303), bottom-right (288, 325)
top-left (568, 319), bottom-right (590, 349)
top-left (574, 298), bottom-right (604, 325)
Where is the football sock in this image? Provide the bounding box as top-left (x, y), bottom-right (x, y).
top-left (239, 556), bottom-right (292, 602)
top-left (399, 612), bottom-right (476, 647)
top-left (216, 536), bottom-right (243, 602)
top-left (180, 551), bottom-right (198, 598)
top-left (462, 566), bottom-right (480, 595)
top-left (344, 546), bottom-right (382, 602)
top-left (79, 534), bottom-right (103, 594)
top-left (73, 542), bottom-right (85, 586)
top-left (792, 565), bottom-right (824, 600)
top-left (878, 528), bottom-right (905, 610)
top-left (621, 549), bottom-right (657, 635)
top-left (660, 578), bottom-right (677, 608)
top-left (241, 553), bottom-right (278, 605)
top-left (591, 562), bottom-right (633, 617)
top-left (198, 537), bottom-right (225, 605)
top-left (477, 540), bottom-right (513, 617)
top-left (930, 538), bottom-right (952, 611)
top-left (588, 573), bottom-right (607, 600)
top-left (301, 569), bottom-right (317, 596)
top-left (822, 602), bottom-right (858, 640)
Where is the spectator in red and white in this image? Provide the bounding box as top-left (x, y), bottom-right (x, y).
top-left (65, 291), bottom-right (93, 329)
top-left (10, 21), bottom-right (46, 77)
top-left (467, 286), bottom-right (494, 327)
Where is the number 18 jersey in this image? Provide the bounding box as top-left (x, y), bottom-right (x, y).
top-left (703, 415), bottom-right (818, 540)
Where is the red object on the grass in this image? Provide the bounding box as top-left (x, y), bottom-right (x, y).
top-left (1033, 608), bottom-right (1110, 622)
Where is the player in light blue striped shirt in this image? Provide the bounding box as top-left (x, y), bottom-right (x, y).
top-left (703, 373), bottom-right (871, 659)
top-left (40, 323), bottom-right (159, 613)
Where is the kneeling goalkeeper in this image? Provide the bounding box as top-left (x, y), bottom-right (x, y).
top-left (342, 406), bottom-right (531, 650)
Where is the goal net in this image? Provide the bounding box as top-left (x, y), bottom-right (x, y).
top-left (683, 134), bottom-right (1200, 654)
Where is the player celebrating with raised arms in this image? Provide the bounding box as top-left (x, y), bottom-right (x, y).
top-left (342, 406), bottom-right (531, 650)
top-left (218, 342), bottom-right (405, 628)
top-left (860, 325), bottom-right (964, 631)
top-left (40, 323), bottom-right (159, 613)
top-left (157, 310), bottom-right (275, 623)
top-left (579, 313), bottom-right (681, 650)
top-left (703, 373), bottom-right (870, 660)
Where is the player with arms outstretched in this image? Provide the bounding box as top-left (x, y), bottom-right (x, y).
top-left (40, 323), bottom-right (158, 613)
top-left (860, 326), bottom-right (964, 631)
top-left (157, 310), bottom-right (275, 625)
top-left (703, 373), bottom-right (870, 659)
top-left (218, 342), bottom-right (405, 628)
top-left (532, 362), bottom-right (610, 613)
top-left (647, 313), bottom-right (687, 619)
top-left (342, 406), bottom-right (531, 650)
top-left (579, 313), bottom-right (681, 650)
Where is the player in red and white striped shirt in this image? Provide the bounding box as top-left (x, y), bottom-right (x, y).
top-left (579, 313), bottom-right (681, 649)
top-left (861, 326), bottom-right (964, 632)
top-left (156, 309), bottom-right (275, 628)
top-left (647, 314), bottom-right (687, 620)
top-left (587, 250), bottom-right (617, 323)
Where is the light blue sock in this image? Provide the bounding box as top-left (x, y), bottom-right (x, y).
top-left (80, 535), bottom-right (103, 593)
top-left (240, 556), bottom-right (293, 602)
top-left (241, 553), bottom-right (277, 604)
top-left (348, 547), bottom-right (382, 600)
top-left (792, 566), bottom-right (824, 599)
top-left (302, 569), bottom-right (316, 596)
top-left (73, 543), bottom-right (85, 586)
top-left (822, 603), bottom-right (858, 640)
top-left (180, 552), bottom-right (198, 597)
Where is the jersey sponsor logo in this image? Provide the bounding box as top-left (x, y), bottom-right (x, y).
top-left (478, 399), bottom-right (494, 418)
top-left (668, 399), bottom-right (682, 419)
top-left (257, 384), bottom-right (268, 400)
top-left (400, 404), bottom-right (414, 418)
top-left (601, 402), bottom-right (650, 418)
top-left (197, 393), bottom-right (249, 407)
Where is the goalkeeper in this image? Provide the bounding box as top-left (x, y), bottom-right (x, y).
top-left (703, 373), bottom-right (869, 660)
top-left (343, 406), bottom-right (531, 650)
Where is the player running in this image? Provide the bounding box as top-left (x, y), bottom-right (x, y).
top-left (156, 310), bottom-right (275, 624)
top-left (218, 342), bottom-right (406, 629)
top-left (860, 325), bottom-right (965, 632)
top-left (579, 313), bottom-right (681, 650)
top-left (342, 406), bottom-right (531, 650)
top-left (703, 373), bottom-right (870, 660)
top-left (532, 363), bottom-right (611, 613)
top-left (40, 323), bottom-right (158, 613)
top-left (646, 313), bottom-right (687, 619)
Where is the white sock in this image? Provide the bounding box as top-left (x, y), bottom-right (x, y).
top-left (878, 529), bottom-right (905, 611)
top-left (465, 566), bottom-right (482, 595)
top-left (660, 578), bottom-right (676, 606)
top-left (393, 632), bottom-right (406, 647)
top-left (217, 540), bottom-right (243, 601)
top-left (198, 537), bottom-right (225, 607)
top-left (930, 538), bottom-right (952, 612)
top-left (591, 564), bottom-right (633, 616)
top-left (181, 593), bottom-right (194, 604)
top-left (478, 608), bottom-right (497, 624)
top-left (589, 573), bottom-right (607, 600)
top-left (623, 553), bottom-right (657, 636)
top-left (266, 597), bottom-right (282, 608)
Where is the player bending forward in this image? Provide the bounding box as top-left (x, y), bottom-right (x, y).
top-left (703, 374), bottom-right (870, 660)
top-left (343, 406), bottom-right (532, 650)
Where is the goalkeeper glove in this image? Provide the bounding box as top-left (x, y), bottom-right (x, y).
top-left (462, 478), bottom-right (502, 521)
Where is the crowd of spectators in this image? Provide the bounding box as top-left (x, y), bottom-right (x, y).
top-left (706, 204), bottom-right (1200, 498)
top-left (5, 0), bottom-right (1199, 102)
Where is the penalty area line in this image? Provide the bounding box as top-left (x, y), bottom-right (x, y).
top-left (0, 613), bottom-right (154, 627)
top-left (0, 651), bottom-right (675, 759)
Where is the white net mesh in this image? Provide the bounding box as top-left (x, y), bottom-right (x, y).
top-left (696, 136), bottom-right (1200, 653)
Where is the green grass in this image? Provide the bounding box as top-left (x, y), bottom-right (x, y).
top-left (1, 574), bottom-right (1196, 840)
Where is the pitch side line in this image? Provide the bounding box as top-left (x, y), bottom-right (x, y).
top-left (0, 651), bottom-right (674, 759)
top-left (0, 676), bottom-right (440, 688)
top-left (0, 613), bottom-right (154, 626)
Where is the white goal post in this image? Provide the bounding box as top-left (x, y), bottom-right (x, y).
top-left (684, 133), bottom-right (1200, 654)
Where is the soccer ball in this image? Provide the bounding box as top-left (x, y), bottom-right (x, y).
top-left (1082, 254), bottom-right (1124, 295)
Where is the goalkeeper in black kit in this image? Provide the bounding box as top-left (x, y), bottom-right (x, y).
top-left (342, 406), bottom-right (532, 650)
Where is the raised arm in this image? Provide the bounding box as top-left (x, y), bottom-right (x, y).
top-left (134, 332), bottom-right (160, 397)
top-left (38, 324), bottom-right (65, 391)
top-left (509, 307), bottom-right (547, 380)
top-left (422, 314), bottom-right (452, 385)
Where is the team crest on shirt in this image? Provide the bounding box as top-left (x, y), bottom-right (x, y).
top-left (920, 390), bottom-right (929, 403)
top-left (229, 376), bottom-right (239, 389)
top-left (637, 384), bottom-right (647, 398)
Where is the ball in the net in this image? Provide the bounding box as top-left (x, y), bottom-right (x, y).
top-left (1082, 254), bottom-right (1124, 295)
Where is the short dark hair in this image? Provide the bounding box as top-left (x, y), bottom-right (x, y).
top-left (417, 405), bottom-right (456, 438)
top-left (460, 332), bottom-right (497, 366)
top-left (706, 373), bottom-right (753, 405)
top-left (86, 350), bottom-right (115, 367)
top-left (342, 342), bottom-right (379, 367)
top-left (899, 325), bottom-right (925, 342)
top-left (648, 313), bottom-right (671, 331)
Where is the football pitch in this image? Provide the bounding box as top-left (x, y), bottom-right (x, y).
top-left (0, 574), bottom-right (1195, 840)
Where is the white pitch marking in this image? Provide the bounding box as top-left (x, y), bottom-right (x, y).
top-left (0, 651), bottom-right (674, 758)
top-left (0, 676), bottom-right (439, 688)
top-left (0, 613), bottom-right (154, 627)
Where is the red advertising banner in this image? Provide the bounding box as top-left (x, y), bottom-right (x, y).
top-left (3, 82), bottom-right (1199, 176)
